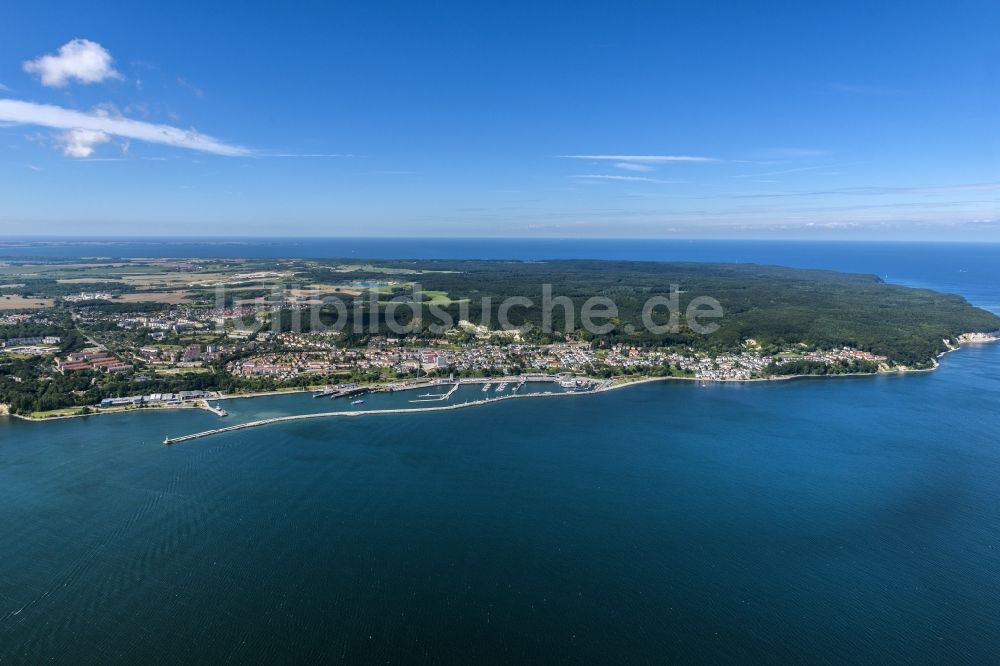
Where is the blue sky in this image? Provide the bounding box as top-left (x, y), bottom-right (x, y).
top-left (1, 0), bottom-right (999, 239)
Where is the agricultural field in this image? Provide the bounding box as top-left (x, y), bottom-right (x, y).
top-left (0, 295), bottom-right (54, 310)
top-left (113, 291), bottom-right (193, 304)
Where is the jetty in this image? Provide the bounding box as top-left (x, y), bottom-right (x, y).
top-left (202, 402), bottom-right (228, 417)
top-left (163, 387), bottom-right (590, 445)
top-left (409, 382), bottom-right (460, 403)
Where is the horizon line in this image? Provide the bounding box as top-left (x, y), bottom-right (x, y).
top-left (1, 235), bottom-right (999, 245)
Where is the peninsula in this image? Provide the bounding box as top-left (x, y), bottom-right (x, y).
top-left (2, 255), bottom-right (998, 419)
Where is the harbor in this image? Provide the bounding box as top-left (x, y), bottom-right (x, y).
top-left (163, 376), bottom-right (602, 445)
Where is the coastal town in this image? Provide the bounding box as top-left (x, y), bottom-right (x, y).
top-left (0, 295), bottom-right (901, 419)
top-left (3, 294), bottom-right (896, 381)
top-left (2, 255), bottom-right (998, 419)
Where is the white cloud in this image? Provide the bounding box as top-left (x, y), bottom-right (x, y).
top-left (259, 153), bottom-right (354, 158)
top-left (0, 98), bottom-right (250, 157)
top-left (176, 77), bottom-right (204, 97)
top-left (572, 174), bottom-right (676, 184)
top-left (717, 181), bottom-right (1000, 200)
top-left (562, 154), bottom-right (717, 163)
top-left (734, 164), bottom-right (840, 179)
top-left (0, 83), bottom-right (10, 92)
top-left (754, 148), bottom-right (829, 159)
top-left (57, 128), bottom-right (111, 157)
top-left (23, 39), bottom-right (122, 87)
top-left (614, 162), bottom-right (654, 172)
top-left (910, 182), bottom-right (1000, 194)
top-left (91, 102), bottom-right (122, 118)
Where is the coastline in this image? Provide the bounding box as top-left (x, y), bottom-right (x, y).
top-left (159, 341), bottom-right (991, 444)
top-left (4, 399), bottom-right (224, 423)
top-left (5, 334), bottom-right (996, 424)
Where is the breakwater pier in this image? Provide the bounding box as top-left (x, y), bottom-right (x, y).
top-left (163, 386), bottom-right (596, 445)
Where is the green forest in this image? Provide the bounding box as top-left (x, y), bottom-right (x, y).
top-left (299, 259), bottom-right (1000, 366)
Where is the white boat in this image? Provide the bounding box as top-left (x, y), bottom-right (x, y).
top-left (482, 383), bottom-right (491, 392)
top-left (351, 399), bottom-right (365, 405)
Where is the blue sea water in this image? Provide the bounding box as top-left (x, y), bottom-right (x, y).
top-left (1, 240), bottom-right (999, 662)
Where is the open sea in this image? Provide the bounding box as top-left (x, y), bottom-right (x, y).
top-left (2, 240), bottom-right (999, 662)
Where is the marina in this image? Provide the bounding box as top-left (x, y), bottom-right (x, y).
top-left (163, 382), bottom-right (599, 445)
